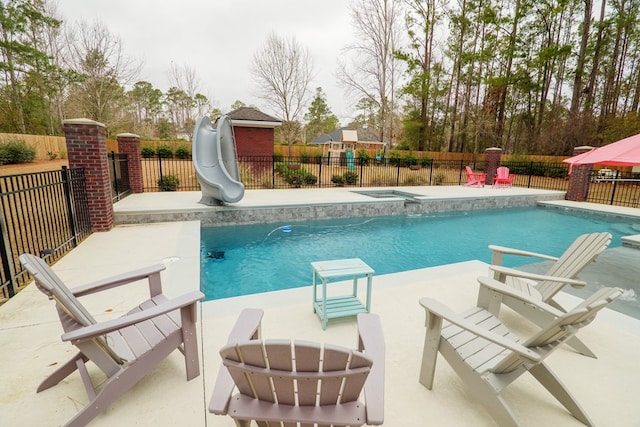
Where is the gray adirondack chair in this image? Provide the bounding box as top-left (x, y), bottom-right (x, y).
top-left (483, 232), bottom-right (612, 357)
top-left (420, 283), bottom-right (622, 427)
top-left (19, 253), bottom-right (204, 427)
top-left (210, 308), bottom-right (385, 426)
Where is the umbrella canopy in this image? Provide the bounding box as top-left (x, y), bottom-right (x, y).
top-left (563, 133), bottom-right (640, 167)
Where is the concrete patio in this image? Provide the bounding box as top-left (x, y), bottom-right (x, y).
top-left (1, 187), bottom-right (640, 426)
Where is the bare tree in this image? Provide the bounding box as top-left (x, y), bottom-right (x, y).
top-left (250, 32), bottom-right (314, 153)
top-left (63, 20), bottom-right (141, 130)
top-left (338, 0), bottom-right (403, 146)
top-left (168, 62), bottom-right (209, 137)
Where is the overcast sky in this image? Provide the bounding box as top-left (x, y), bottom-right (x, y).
top-left (55, 0), bottom-right (357, 124)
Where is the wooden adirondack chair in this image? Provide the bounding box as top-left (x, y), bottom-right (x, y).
top-left (210, 308), bottom-right (385, 426)
top-left (419, 283), bottom-right (622, 427)
top-left (482, 232), bottom-right (612, 357)
top-left (19, 253), bottom-right (204, 427)
top-left (464, 166), bottom-right (486, 187)
top-left (492, 166), bottom-right (514, 187)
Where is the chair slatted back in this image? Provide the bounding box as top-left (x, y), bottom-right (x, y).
top-left (492, 287), bottom-right (622, 374)
top-left (20, 254), bottom-right (96, 327)
top-left (221, 339), bottom-right (373, 408)
top-left (19, 253), bottom-right (124, 365)
top-left (496, 167), bottom-right (509, 179)
top-left (537, 232), bottom-right (611, 300)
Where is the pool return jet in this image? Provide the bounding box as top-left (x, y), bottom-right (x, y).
top-left (192, 115), bottom-right (245, 205)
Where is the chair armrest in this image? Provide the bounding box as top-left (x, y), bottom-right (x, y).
top-left (71, 264), bottom-right (166, 297)
top-left (488, 244), bottom-right (559, 263)
top-left (419, 298), bottom-right (541, 362)
top-left (209, 309), bottom-right (264, 415)
top-left (489, 265), bottom-right (587, 288)
top-left (357, 313), bottom-right (385, 425)
top-left (61, 291), bottom-right (204, 341)
top-left (477, 276), bottom-right (565, 317)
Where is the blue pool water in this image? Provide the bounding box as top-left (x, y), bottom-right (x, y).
top-left (200, 207), bottom-right (639, 301)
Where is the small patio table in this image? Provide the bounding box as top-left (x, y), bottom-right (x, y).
top-left (311, 258), bottom-right (374, 330)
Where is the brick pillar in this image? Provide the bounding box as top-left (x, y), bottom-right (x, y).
top-left (63, 118), bottom-right (113, 232)
top-left (565, 146), bottom-right (594, 202)
top-left (484, 147), bottom-right (502, 184)
top-left (117, 133), bottom-right (143, 193)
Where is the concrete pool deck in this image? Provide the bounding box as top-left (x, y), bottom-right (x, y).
top-left (1, 186), bottom-right (640, 426)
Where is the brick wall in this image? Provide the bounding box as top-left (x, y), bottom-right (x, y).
top-left (117, 133), bottom-right (143, 193)
top-left (234, 127), bottom-right (275, 157)
top-left (63, 118), bottom-right (114, 231)
top-left (565, 146), bottom-right (594, 202)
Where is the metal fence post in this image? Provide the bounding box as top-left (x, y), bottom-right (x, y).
top-left (0, 202), bottom-right (16, 298)
top-left (110, 151), bottom-right (120, 197)
top-left (610, 170), bottom-right (620, 205)
top-left (61, 166), bottom-right (78, 247)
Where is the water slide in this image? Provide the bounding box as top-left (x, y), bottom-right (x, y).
top-left (192, 115), bottom-right (245, 205)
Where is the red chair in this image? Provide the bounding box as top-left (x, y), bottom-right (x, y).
top-left (464, 166), bottom-right (486, 187)
top-left (492, 166), bottom-right (514, 188)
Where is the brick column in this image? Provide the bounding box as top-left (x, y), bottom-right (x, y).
top-left (117, 133), bottom-right (143, 193)
top-left (63, 118), bottom-right (113, 232)
top-left (484, 147), bottom-right (502, 184)
top-left (565, 146), bottom-right (594, 202)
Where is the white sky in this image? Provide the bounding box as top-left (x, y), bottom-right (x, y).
top-left (55, 0), bottom-right (357, 124)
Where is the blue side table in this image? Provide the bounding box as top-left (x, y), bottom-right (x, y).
top-left (311, 258), bottom-right (374, 330)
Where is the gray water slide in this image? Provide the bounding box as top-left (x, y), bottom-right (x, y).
top-left (192, 115), bottom-right (245, 205)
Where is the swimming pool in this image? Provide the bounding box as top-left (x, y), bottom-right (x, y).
top-left (200, 206), bottom-right (639, 303)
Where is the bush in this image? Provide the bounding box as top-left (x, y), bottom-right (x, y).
top-left (273, 153), bottom-right (284, 162)
top-left (141, 146), bottom-right (155, 158)
top-left (356, 149), bottom-right (370, 165)
top-left (175, 145), bottom-right (191, 159)
top-left (299, 151), bottom-right (313, 164)
top-left (275, 162), bottom-right (317, 187)
top-left (419, 156), bottom-right (432, 167)
top-left (331, 174), bottom-right (346, 185)
top-left (157, 174), bottom-right (179, 191)
top-left (0, 139), bottom-right (36, 164)
top-left (343, 171), bottom-right (358, 185)
top-left (156, 144), bottom-right (173, 158)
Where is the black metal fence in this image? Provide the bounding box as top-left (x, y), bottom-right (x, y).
top-left (139, 154), bottom-right (640, 206)
top-left (108, 152), bottom-right (131, 202)
top-left (140, 155), bottom-right (571, 191)
top-left (0, 167), bottom-right (92, 302)
top-left (586, 169), bottom-right (640, 208)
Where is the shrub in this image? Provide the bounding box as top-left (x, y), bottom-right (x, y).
top-left (47, 151), bottom-right (58, 160)
top-left (156, 144), bottom-right (173, 158)
top-left (419, 156), bottom-right (432, 167)
top-left (343, 171), bottom-right (359, 185)
top-left (59, 149), bottom-right (67, 159)
top-left (433, 172), bottom-right (446, 185)
top-left (175, 145), bottom-right (191, 159)
top-left (275, 162), bottom-right (317, 187)
top-left (157, 174), bottom-right (179, 191)
top-left (141, 146), bottom-right (155, 158)
top-left (356, 149), bottom-right (370, 165)
top-left (331, 174), bottom-right (346, 185)
top-left (0, 139), bottom-right (36, 164)
top-left (273, 153), bottom-right (284, 162)
top-left (299, 151), bottom-right (313, 164)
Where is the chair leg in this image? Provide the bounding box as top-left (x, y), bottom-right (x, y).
top-left (529, 363), bottom-right (594, 426)
top-left (419, 311), bottom-right (442, 390)
top-left (180, 304), bottom-right (201, 380)
top-left (37, 352), bottom-right (87, 392)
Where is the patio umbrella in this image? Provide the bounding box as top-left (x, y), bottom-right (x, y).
top-left (564, 133), bottom-right (640, 167)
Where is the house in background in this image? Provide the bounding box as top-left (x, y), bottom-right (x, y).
top-left (311, 127), bottom-right (388, 164)
top-left (226, 107), bottom-right (282, 158)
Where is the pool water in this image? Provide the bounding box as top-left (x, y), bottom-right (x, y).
top-left (201, 207), bottom-right (639, 302)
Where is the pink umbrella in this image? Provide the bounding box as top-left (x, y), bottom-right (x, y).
top-left (564, 133), bottom-right (640, 167)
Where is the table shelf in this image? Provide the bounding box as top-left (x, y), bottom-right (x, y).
top-left (311, 258), bottom-right (374, 330)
